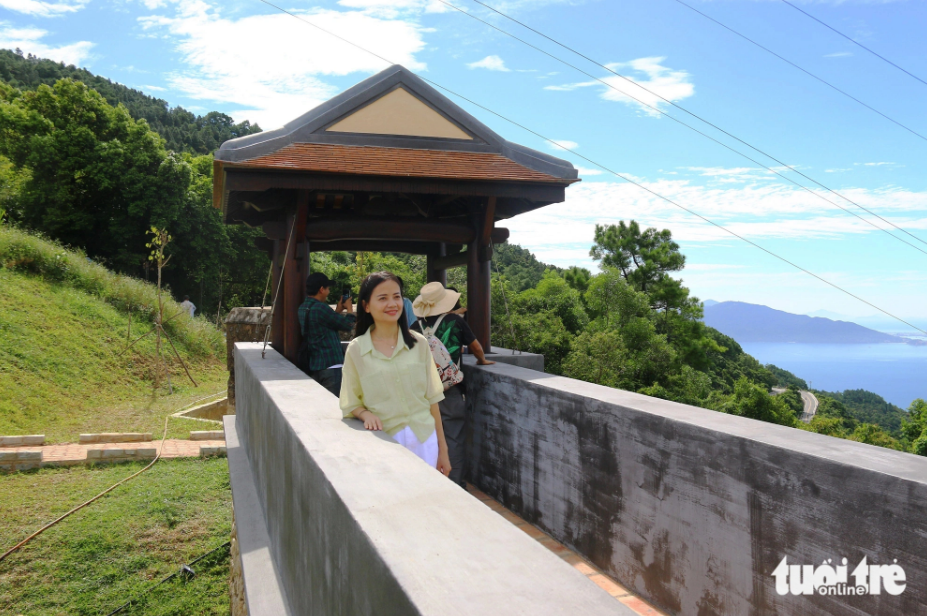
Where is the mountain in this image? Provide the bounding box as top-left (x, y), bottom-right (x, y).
top-left (702, 299), bottom-right (720, 308)
top-left (703, 301), bottom-right (902, 344)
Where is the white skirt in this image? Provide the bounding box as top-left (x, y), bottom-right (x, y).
top-left (392, 426), bottom-right (438, 468)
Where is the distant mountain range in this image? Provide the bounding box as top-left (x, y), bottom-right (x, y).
top-left (703, 301), bottom-right (912, 344)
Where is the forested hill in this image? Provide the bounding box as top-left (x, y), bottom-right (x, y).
top-left (0, 49), bottom-right (261, 154)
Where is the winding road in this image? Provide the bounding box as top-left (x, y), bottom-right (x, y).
top-left (771, 387), bottom-right (819, 423)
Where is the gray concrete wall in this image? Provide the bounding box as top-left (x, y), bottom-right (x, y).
top-left (231, 342), bottom-right (632, 615)
top-left (463, 358), bottom-right (927, 616)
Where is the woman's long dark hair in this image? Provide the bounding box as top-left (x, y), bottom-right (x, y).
top-left (355, 271), bottom-right (416, 348)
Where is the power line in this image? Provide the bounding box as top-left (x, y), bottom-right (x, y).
top-left (457, 0), bottom-right (927, 253)
top-left (252, 0), bottom-right (927, 336)
top-left (670, 0), bottom-right (927, 142)
top-left (778, 0), bottom-right (927, 89)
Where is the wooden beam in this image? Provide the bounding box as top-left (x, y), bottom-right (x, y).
top-left (431, 247), bottom-right (493, 271)
top-left (224, 170), bottom-right (569, 203)
top-left (305, 217), bottom-right (509, 245)
top-left (309, 240), bottom-right (434, 254)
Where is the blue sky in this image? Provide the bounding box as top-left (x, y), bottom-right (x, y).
top-left (2, 0), bottom-right (926, 329)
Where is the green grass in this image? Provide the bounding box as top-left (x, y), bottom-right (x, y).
top-left (0, 458), bottom-right (232, 615)
top-left (0, 226), bottom-right (229, 442)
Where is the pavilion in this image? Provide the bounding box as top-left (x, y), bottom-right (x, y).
top-left (213, 65), bottom-right (578, 363)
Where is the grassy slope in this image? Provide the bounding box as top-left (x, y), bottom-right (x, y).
top-left (0, 226), bottom-right (228, 442)
top-left (0, 458), bottom-right (231, 615)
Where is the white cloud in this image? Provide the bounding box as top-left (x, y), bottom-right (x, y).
top-left (0, 0), bottom-right (83, 17)
top-left (857, 161), bottom-right (898, 167)
top-left (0, 23), bottom-right (92, 65)
top-left (140, 84), bottom-right (166, 91)
top-left (139, 1), bottom-right (428, 129)
top-left (505, 179), bottom-right (927, 268)
top-left (577, 166), bottom-right (603, 176)
top-left (467, 54), bottom-right (510, 72)
top-left (547, 139), bottom-right (577, 151)
top-left (824, 51), bottom-right (852, 58)
top-left (545, 56), bottom-right (694, 117)
top-left (337, 0), bottom-right (449, 16)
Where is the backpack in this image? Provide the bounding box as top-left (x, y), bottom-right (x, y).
top-left (418, 314), bottom-right (463, 391)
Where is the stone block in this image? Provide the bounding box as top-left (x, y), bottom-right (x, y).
top-left (190, 430), bottom-right (225, 441)
top-left (0, 435), bottom-right (45, 447)
top-left (16, 450), bottom-right (41, 461)
top-left (80, 433), bottom-right (152, 444)
top-left (199, 445), bottom-right (227, 456)
top-left (0, 450), bottom-right (19, 462)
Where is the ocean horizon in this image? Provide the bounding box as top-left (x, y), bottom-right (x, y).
top-left (741, 342), bottom-right (927, 409)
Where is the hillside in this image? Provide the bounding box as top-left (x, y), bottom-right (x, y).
top-left (0, 49), bottom-right (261, 154)
top-left (703, 301), bottom-right (901, 344)
top-left (0, 226), bottom-right (227, 442)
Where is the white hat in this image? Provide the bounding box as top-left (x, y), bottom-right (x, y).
top-left (412, 282), bottom-right (461, 318)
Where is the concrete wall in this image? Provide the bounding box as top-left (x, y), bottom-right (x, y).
top-left (230, 342), bottom-right (632, 615)
top-left (463, 359), bottom-right (927, 616)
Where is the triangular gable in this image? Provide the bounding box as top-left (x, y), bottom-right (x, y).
top-left (325, 87), bottom-right (473, 141)
top-left (214, 65), bottom-right (578, 182)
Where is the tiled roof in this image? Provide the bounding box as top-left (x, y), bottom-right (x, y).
top-left (225, 143), bottom-right (576, 184)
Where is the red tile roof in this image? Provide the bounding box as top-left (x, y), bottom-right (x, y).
top-left (225, 143), bottom-right (575, 184)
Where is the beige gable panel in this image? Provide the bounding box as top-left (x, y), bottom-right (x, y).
top-left (326, 88), bottom-right (473, 140)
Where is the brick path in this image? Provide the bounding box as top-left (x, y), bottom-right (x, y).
top-left (5, 439), bottom-right (226, 466)
top-left (467, 484), bottom-right (667, 616)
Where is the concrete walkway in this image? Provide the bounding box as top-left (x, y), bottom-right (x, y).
top-left (3, 439), bottom-right (226, 467)
top-left (467, 484), bottom-right (666, 616)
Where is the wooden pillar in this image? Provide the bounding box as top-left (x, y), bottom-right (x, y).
top-left (282, 212), bottom-right (301, 362)
top-left (281, 194), bottom-right (310, 364)
top-left (467, 197), bottom-right (495, 352)
top-left (271, 238), bottom-right (284, 352)
top-left (426, 242), bottom-right (447, 286)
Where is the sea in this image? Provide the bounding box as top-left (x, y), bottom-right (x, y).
top-left (741, 342), bottom-right (927, 409)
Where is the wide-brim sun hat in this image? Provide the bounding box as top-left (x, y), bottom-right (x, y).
top-left (412, 282), bottom-right (461, 318)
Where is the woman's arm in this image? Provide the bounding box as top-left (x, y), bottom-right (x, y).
top-left (430, 403), bottom-right (452, 476)
top-left (352, 408), bottom-right (383, 431)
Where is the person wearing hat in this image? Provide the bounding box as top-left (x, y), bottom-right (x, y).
top-left (297, 272), bottom-right (356, 396)
top-left (411, 282), bottom-right (494, 487)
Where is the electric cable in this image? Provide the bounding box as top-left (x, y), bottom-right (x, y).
top-left (670, 0), bottom-right (927, 140)
top-left (453, 0), bottom-right (927, 252)
top-left (252, 0), bottom-right (927, 336)
top-left (778, 0), bottom-right (927, 89)
top-left (0, 391), bottom-right (223, 563)
top-left (104, 541), bottom-right (232, 616)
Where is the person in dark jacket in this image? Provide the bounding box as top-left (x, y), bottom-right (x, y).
top-left (298, 273), bottom-right (355, 396)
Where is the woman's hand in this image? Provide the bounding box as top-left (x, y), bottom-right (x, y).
top-left (436, 449), bottom-right (452, 477)
top-left (357, 409), bottom-right (383, 431)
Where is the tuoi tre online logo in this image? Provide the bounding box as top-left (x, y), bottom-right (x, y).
top-left (773, 556), bottom-right (906, 596)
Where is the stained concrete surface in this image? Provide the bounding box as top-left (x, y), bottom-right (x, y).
top-left (232, 342), bottom-right (633, 615)
top-left (463, 358), bottom-right (927, 616)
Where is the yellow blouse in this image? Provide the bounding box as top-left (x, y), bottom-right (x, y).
top-left (340, 327), bottom-right (445, 443)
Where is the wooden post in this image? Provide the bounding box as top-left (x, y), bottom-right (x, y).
top-left (282, 194), bottom-right (310, 363)
top-left (467, 197), bottom-right (494, 351)
top-left (271, 238), bottom-right (284, 352)
top-left (426, 242), bottom-right (447, 286)
top-left (282, 212), bottom-right (301, 363)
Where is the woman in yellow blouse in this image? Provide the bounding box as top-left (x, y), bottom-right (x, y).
top-left (340, 272), bottom-right (452, 476)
